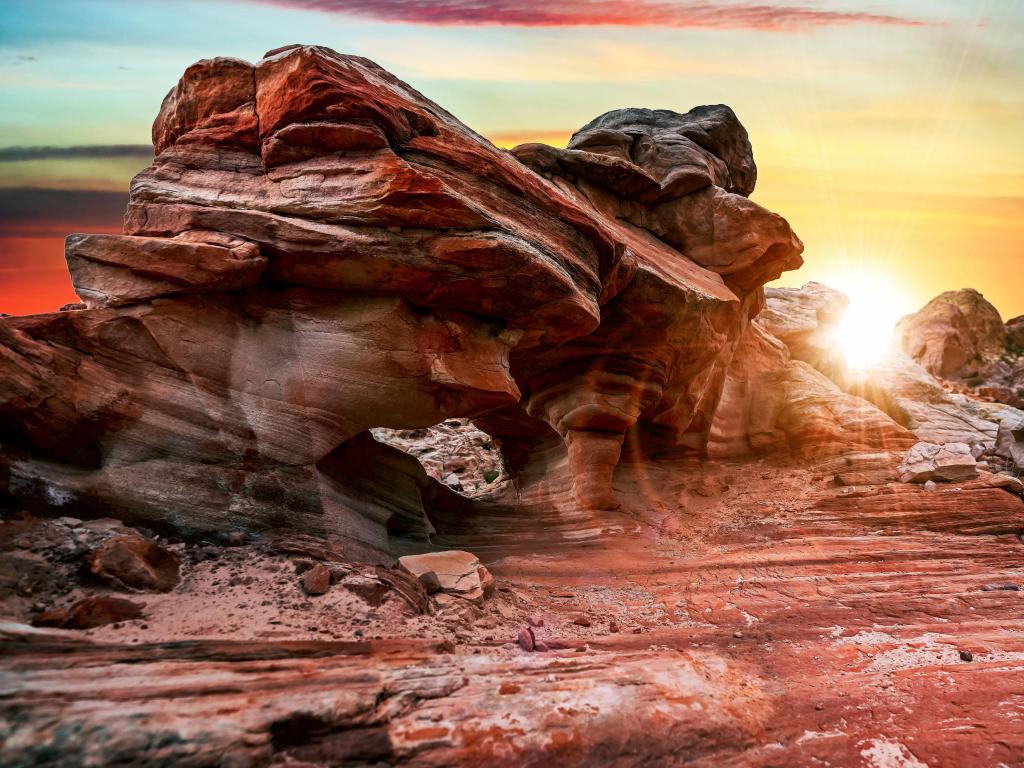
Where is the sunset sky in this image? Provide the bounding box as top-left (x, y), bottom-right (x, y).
top-left (1, 0), bottom-right (1022, 320)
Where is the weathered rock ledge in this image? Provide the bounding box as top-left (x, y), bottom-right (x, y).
top-left (0, 43), bottom-right (834, 558)
top-left (2, 44), bottom-right (1023, 768)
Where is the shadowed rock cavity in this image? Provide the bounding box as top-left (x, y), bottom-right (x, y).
top-left (0, 43), bottom-right (867, 559)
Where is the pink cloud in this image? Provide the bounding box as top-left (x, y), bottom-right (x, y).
top-left (256, 0), bottom-right (927, 30)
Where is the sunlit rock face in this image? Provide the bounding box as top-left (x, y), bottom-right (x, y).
top-left (708, 322), bottom-right (917, 459)
top-left (897, 288), bottom-right (1006, 378)
top-left (0, 44), bottom-right (815, 553)
top-left (757, 282), bottom-right (849, 379)
top-left (757, 282), bottom-right (1024, 462)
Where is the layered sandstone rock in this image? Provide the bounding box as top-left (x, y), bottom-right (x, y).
top-left (757, 282), bottom-right (1024, 459)
top-left (996, 414), bottom-right (1024, 468)
top-left (490, 104), bottom-right (802, 511)
top-left (65, 232), bottom-right (266, 308)
top-left (707, 322), bottom-right (915, 458)
top-left (846, 351), bottom-right (1022, 449)
top-left (5, 453), bottom-right (1024, 767)
top-left (897, 441), bottom-right (978, 483)
top-left (4, 46), bottom-right (1024, 768)
top-left (757, 281), bottom-right (848, 377)
top-left (897, 288), bottom-right (1006, 378)
top-left (371, 419), bottom-right (508, 496)
top-left (1007, 315), bottom-right (1024, 352)
top-left (885, 290), bottom-right (1024, 411)
top-left (0, 44), bottom-right (814, 550)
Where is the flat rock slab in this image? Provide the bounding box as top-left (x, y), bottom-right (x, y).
top-left (66, 233), bottom-right (266, 308)
top-left (898, 441), bottom-right (978, 483)
top-left (398, 550), bottom-right (492, 602)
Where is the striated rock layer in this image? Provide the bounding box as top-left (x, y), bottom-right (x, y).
top-left (0, 44), bottom-right (822, 555)
top-left (2, 44), bottom-right (1024, 768)
top-left (4, 455), bottom-right (1023, 767)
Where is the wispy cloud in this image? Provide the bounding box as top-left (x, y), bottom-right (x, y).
top-left (0, 188), bottom-right (127, 237)
top-left (253, 0), bottom-right (928, 29)
top-left (0, 145), bottom-right (152, 162)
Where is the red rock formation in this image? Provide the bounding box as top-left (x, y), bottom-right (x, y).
top-left (897, 288), bottom-right (1006, 378)
top-left (708, 322), bottom-right (916, 458)
top-left (89, 535), bottom-right (181, 592)
top-left (1007, 315), bottom-right (1024, 352)
top-left (4, 48), bottom-right (1024, 766)
top-left (757, 281), bottom-right (848, 378)
top-left (756, 283), bottom-right (1024, 465)
top-left (0, 44), bottom-right (812, 549)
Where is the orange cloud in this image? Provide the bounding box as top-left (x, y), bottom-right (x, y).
top-left (258, 0), bottom-right (928, 29)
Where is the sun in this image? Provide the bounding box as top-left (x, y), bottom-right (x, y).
top-left (829, 271), bottom-right (915, 371)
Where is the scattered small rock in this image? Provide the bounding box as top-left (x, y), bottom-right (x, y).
top-left (81, 518), bottom-right (127, 534)
top-left (89, 535), bottom-right (181, 592)
top-left (325, 563), bottom-right (353, 583)
top-left (342, 574), bottom-right (389, 606)
top-left (898, 441), bottom-right (978, 484)
top-left (192, 546), bottom-right (220, 562)
top-left (301, 564), bottom-right (331, 596)
top-left (527, 616), bottom-right (545, 628)
top-left (573, 615), bottom-right (592, 627)
top-left (733, 630), bottom-right (743, 639)
top-left (33, 596), bottom-right (144, 629)
top-left (517, 626), bottom-right (536, 651)
top-left (226, 531), bottom-right (245, 547)
top-left (958, 650), bottom-right (974, 662)
top-left (981, 583), bottom-right (1019, 591)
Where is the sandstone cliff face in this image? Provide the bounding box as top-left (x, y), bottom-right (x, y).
top-left (1007, 315), bottom-right (1024, 351)
top-left (891, 287), bottom-right (1024, 415)
top-left (897, 288), bottom-right (1006, 378)
top-left (754, 283), bottom-right (1024, 473)
top-left (697, 280), bottom-right (915, 459)
top-left (0, 45), bottom-right (814, 553)
top-left (707, 321), bottom-right (915, 459)
top-left (758, 281), bottom-right (848, 378)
